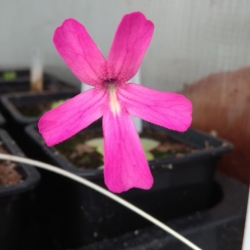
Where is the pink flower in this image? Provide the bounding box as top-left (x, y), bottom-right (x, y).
top-left (38, 12), bottom-right (192, 193)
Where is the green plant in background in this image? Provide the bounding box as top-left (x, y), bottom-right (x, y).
top-left (85, 137), bottom-right (160, 168)
top-left (50, 100), bottom-right (68, 109)
top-left (2, 71), bottom-right (16, 80)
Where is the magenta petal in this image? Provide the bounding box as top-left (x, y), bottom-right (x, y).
top-left (53, 18), bottom-right (106, 86)
top-left (38, 89), bottom-right (108, 146)
top-left (107, 12), bottom-right (154, 82)
top-left (103, 107), bottom-right (153, 193)
top-left (119, 84), bottom-right (192, 132)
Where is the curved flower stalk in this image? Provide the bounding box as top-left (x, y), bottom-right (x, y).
top-left (38, 12), bottom-right (192, 193)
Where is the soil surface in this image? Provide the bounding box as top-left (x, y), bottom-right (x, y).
top-left (55, 128), bottom-right (195, 170)
top-left (0, 142), bottom-right (22, 187)
top-left (16, 102), bottom-right (53, 117)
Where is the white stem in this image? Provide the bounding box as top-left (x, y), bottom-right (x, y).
top-left (130, 70), bottom-right (143, 133)
top-left (30, 49), bottom-right (43, 92)
top-left (242, 186), bottom-right (250, 250)
top-left (0, 153), bottom-right (201, 250)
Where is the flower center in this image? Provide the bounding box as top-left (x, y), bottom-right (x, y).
top-left (104, 78), bottom-right (116, 85)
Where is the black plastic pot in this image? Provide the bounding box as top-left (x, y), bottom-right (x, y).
top-left (24, 121), bottom-right (233, 249)
top-left (0, 69), bottom-right (78, 94)
top-left (0, 129), bottom-right (40, 250)
top-left (77, 173), bottom-right (248, 250)
top-left (0, 91), bottom-right (79, 152)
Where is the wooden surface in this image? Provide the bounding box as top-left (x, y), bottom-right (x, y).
top-left (181, 66), bottom-right (250, 184)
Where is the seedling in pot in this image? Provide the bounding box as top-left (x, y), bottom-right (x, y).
top-left (54, 127), bottom-right (194, 171)
top-left (85, 137), bottom-right (160, 169)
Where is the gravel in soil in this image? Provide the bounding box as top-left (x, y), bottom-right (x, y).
top-left (0, 142), bottom-right (22, 187)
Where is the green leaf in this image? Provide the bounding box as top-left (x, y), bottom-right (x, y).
top-left (85, 137), bottom-right (159, 160)
top-left (96, 146), bottom-right (104, 155)
top-left (50, 100), bottom-right (67, 109)
top-left (85, 138), bottom-right (104, 147)
top-left (140, 138), bottom-right (160, 151)
top-left (145, 151), bottom-right (154, 160)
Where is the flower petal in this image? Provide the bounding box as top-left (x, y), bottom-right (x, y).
top-left (38, 89), bottom-right (108, 146)
top-left (103, 107), bottom-right (153, 193)
top-left (118, 84), bottom-right (192, 132)
top-left (53, 18), bottom-right (106, 86)
top-left (107, 12), bottom-right (154, 82)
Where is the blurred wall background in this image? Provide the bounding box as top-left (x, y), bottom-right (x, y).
top-left (0, 0), bottom-right (250, 91)
top-left (1, 1), bottom-right (250, 238)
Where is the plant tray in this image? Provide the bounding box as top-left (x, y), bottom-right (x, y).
top-left (24, 122), bottom-right (233, 249)
top-left (78, 173), bottom-right (247, 250)
top-left (0, 129), bottom-right (40, 250)
top-left (0, 91), bottom-right (79, 125)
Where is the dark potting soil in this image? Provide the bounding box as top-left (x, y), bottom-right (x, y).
top-left (15, 99), bottom-right (69, 117)
top-left (55, 128), bottom-right (196, 170)
top-left (15, 102), bottom-right (55, 117)
top-left (0, 142), bottom-right (22, 187)
top-left (15, 102), bottom-right (213, 171)
top-left (16, 101), bottom-right (213, 171)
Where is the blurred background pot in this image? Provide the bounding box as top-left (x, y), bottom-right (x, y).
top-left (0, 129), bottom-right (40, 250)
top-left (0, 90), bottom-right (79, 152)
top-left (0, 69), bottom-right (78, 94)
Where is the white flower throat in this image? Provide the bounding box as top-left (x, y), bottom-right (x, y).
top-left (107, 83), bottom-right (121, 115)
